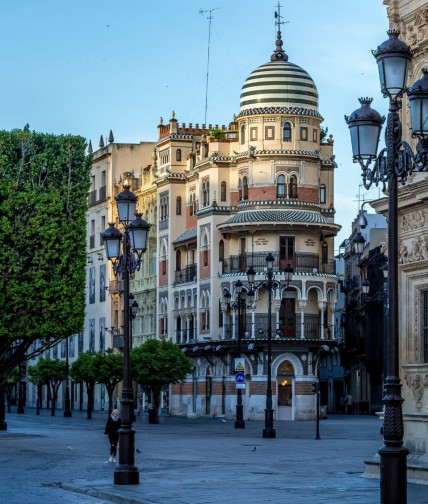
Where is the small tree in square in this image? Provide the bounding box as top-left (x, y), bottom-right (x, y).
top-left (131, 339), bottom-right (193, 424)
top-left (28, 357), bottom-right (67, 416)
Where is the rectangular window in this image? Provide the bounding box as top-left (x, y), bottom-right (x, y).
top-left (423, 290), bottom-right (428, 363)
top-left (279, 236), bottom-right (295, 269)
top-left (250, 127), bottom-right (258, 141)
top-left (265, 126), bottom-right (275, 140)
top-left (313, 129), bottom-right (318, 142)
top-left (300, 127), bottom-right (308, 141)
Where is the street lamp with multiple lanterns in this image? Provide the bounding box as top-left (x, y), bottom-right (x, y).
top-left (101, 182), bottom-right (150, 486)
top-left (345, 30), bottom-right (428, 504)
top-left (246, 253), bottom-right (293, 438)
top-left (224, 280), bottom-right (254, 429)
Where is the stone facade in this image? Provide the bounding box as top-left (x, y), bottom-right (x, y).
top-left (370, 0), bottom-right (428, 482)
top-left (154, 21), bottom-right (341, 421)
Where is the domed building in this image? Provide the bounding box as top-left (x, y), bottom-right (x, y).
top-left (154, 17), bottom-right (341, 423)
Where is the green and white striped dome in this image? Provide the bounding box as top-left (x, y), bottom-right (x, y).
top-left (239, 60), bottom-right (319, 114)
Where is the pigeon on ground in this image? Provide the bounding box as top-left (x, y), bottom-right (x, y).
top-left (251, 446), bottom-right (257, 452)
top-left (67, 445), bottom-right (72, 450)
top-left (136, 448), bottom-right (142, 453)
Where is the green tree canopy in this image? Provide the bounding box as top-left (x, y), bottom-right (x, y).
top-left (0, 126), bottom-right (91, 388)
top-left (131, 339), bottom-right (193, 423)
top-left (93, 349), bottom-right (123, 415)
top-left (70, 352), bottom-right (97, 419)
top-left (320, 126), bottom-right (329, 143)
top-left (28, 357), bottom-right (67, 416)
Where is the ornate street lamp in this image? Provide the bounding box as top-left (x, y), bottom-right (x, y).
top-left (345, 30), bottom-right (428, 504)
top-left (247, 254), bottom-right (293, 438)
top-left (353, 232), bottom-right (366, 258)
top-left (101, 182), bottom-right (150, 486)
top-left (225, 281), bottom-right (254, 429)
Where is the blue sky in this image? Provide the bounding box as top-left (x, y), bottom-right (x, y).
top-left (0, 1), bottom-right (390, 249)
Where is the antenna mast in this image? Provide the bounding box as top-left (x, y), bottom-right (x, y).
top-left (275, 1), bottom-right (284, 33)
top-left (199, 7), bottom-right (220, 126)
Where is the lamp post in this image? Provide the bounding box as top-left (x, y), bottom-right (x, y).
top-left (129, 293), bottom-right (139, 351)
top-left (313, 344), bottom-right (330, 440)
top-left (345, 30), bottom-right (428, 504)
top-left (225, 281), bottom-right (254, 429)
top-left (64, 336), bottom-right (72, 417)
top-left (101, 182), bottom-right (150, 486)
top-left (247, 254), bottom-right (293, 438)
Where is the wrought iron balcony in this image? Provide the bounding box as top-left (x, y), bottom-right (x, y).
top-left (174, 264), bottom-right (197, 285)
top-left (221, 321), bottom-right (334, 341)
top-left (221, 252), bottom-right (335, 275)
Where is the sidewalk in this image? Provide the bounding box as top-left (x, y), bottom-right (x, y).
top-left (1, 409), bottom-right (427, 504)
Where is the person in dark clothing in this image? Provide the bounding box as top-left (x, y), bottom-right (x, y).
top-left (104, 409), bottom-right (121, 462)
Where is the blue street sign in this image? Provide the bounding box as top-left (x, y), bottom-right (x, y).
top-left (235, 372), bottom-right (245, 383)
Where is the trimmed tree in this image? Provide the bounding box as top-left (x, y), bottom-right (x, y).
top-left (27, 364), bottom-right (46, 415)
top-left (5, 368), bottom-right (20, 413)
top-left (0, 126), bottom-right (91, 390)
top-left (93, 349), bottom-right (123, 415)
top-left (29, 358), bottom-right (67, 416)
top-left (131, 339), bottom-right (193, 424)
top-left (70, 352), bottom-right (97, 419)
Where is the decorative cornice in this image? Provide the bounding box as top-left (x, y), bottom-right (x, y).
top-left (238, 106), bottom-right (323, 119)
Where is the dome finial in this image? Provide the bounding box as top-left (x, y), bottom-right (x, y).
top-left (271, 2), bottom-right (288, 62)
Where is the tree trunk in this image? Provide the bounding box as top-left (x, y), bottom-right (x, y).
top-left (36, 384), bottom-right (42, 415)
top-left (153, 386), bottom-right (161, 424)
top-left (50, 383), bottom-right (56, 416)
top-left (86, 384), bottom-right (94, 419)
top-left (5, 387), bottom-right (12, 414)
top-left (106, 385), bottom-right (114, 416)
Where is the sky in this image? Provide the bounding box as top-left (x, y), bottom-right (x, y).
top-left (0, 0), bottom-right (391, 251)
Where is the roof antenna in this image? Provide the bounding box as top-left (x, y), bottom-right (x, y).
top-left (272, 2), bottom-right (289, 62)
top-left (199, 7), bottom-right (220, 126)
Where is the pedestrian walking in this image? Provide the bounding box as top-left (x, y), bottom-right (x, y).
top-left (104, 409), bottom-right (121, 462)
top-left (345, 394), bottom-right (353, 415)
top-left (339, 395), bottom-right (345, 414)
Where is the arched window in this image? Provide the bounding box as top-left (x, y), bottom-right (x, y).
top-left (242, 176), bottom-right (248, 201)
top-left (161, 244), bottom-right (167, 276)
top-left (201, 181), bottom-right (209, 207)
top-left (176, 148), bottom-right (182, 162)
top-left (203, 234), bottom-right (208, 267)
top-left (283, 123), bottom-right (291, 141)
top-left (289, 175), bottom-right (298, 199)
top-left (176, 250), bottom-right (181, 271)
top-left (219, 240), bottom-right (224, 262)
top-left (322, 241), bottom-right (328, 264)
top-left (202, 182), bottom-right (206, 207)
top-left (277, 174), bottom-right (286, 198)
top-left (221, 181), bottom-right (227, 202)
top-left (176, 196), bottom-right (182, 215)
top-left (189, 193), bottom-right (195, 216)
top-left (192, 193), bottom-right (196, 215)
top-left (240, 125), bottom-right (245, 145)
top-left (320, 184), bottom-right (326, 204)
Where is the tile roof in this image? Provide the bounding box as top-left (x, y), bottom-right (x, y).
top-left (219, 209), bottom-right (338, 226)
top-left (172, 227), bottom-right (197, 244)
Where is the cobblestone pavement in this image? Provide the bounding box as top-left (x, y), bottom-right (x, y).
top-left (1, 409), bottom-right (427, 503)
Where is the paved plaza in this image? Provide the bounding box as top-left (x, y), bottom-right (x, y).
top-left (0, 409), bottom-right (427, 504)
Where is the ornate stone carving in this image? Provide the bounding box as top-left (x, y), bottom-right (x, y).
top-left (401, 209), bottom-right (428, 232)
top-left (399, 234), bottom-right (428, 263)
top-left (404, 373), bottom-right (428, 410)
